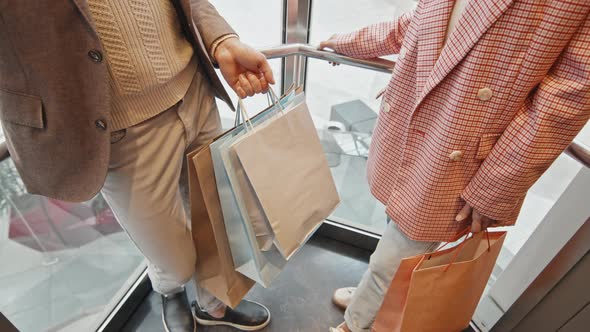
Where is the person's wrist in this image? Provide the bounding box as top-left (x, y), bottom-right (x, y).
top-left (213, 36), bottom-right (240, 63)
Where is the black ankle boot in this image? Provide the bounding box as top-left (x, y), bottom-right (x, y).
top-left (161, 289), bottom-right (196, 332)
top-left (192, 300), bottom-right (270, 331)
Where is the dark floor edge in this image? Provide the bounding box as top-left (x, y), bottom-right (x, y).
top-left (0, 312), bottom-right (19, 332)
top-left (101, 270), bottom-right (152, 332)
top-left (317, 220), bottom-right (380, 252)
top-left (102, 232), bottom-right (484, 332)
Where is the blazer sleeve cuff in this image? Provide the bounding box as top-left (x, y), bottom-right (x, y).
top-left (461, 183), bottom-right (523, 223)
top-left (331, 33), bottom-right (358, 56)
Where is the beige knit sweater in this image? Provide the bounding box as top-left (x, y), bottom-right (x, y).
top-left (88, 0), bottom-right (198, 130)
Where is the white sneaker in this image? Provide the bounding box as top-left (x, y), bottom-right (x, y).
top-left (329, 322), bottom-right (348, 332)
top-left (332, 287), bottom-right (356, 310)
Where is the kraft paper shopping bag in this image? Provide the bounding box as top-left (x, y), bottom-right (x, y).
top-left (373, 231), bottom-right (506, 332)
top-left (187, 144), bottom-right (254, 308)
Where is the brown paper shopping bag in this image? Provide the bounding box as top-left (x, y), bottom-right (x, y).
top-left (187, 143), bottom-right (255, 308)
top-left (373, 231), bottom-right (506, 332)
top-left (233, 98), bottom-right (340, 259)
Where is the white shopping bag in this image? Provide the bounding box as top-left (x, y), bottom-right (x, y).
top-left (211, 90), bottom-right (301, 287)
top-left (231, 91), bottom-right (340, 259)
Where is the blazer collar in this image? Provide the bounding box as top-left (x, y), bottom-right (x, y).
top-left (416, 0), bottom-right (516, 106)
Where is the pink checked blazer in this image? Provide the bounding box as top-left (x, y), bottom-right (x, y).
top-left (333, 0), bottom-right (590, 242)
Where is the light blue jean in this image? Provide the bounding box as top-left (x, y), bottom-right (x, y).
top-left (344, 221), bottom-right (439, 332)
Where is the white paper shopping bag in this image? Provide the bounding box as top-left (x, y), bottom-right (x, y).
top-left (232, 94), bottom-right (340, 259)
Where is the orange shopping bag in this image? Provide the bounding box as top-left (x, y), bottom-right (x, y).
top-left (373, 231), bottom-right (506, 332)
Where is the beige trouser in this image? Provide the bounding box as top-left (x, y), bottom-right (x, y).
top-left (101, 69), bottom-right (224, 312)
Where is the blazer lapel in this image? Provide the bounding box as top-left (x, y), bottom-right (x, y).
top-left (416, 0), bottom-right (516, 106)
top-left (415, 0), bottom-right (455, 98)
top-left (178, 0), bottom-right (235, 110)
top-left (70, 0), bottom-right (94, 28)
top-left (178, 0), bottom-right (193, 22)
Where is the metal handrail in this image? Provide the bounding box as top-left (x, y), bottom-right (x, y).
top-left (260, 43), bottom-right (590, 169)
top-left (0, 44), bottom-right (588, 168)
top-left (261, 43), bottom-right (395, 73)
top-left (565, 139), bottom-right (590, 168)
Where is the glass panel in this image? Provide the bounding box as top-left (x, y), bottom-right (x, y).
top-left (209, 0), bottom-right (283, 129)
top-left (0, 157), bottom-right (145, 332)
top-left (308, 62), bottom-right (390, 234)
top-left (308, 0), bottom-right (418, 234)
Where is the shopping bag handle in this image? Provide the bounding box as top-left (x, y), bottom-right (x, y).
top-left (429, 228), bottom-right (470, 254)
top-left (234, 86), bottom-right (285, 130)
top-left (427, 229), bottom-right (492, 272)
top-left (234, 98), bottom-right (242, 127)
top-left (236, 99), bottom-right (254, 131)
top-left (267, 86), bottom-right (284, 112)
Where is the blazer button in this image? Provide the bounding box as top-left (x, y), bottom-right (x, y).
top-left (95, 119), bottom-right (107, 131)
top-left (477, 88), bottom-right (493, 101)
top-left (88, 50), bottom-right (103, 63)
top-left (449, 150), bottom-right (464, 162)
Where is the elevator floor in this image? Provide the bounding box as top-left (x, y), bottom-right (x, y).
top-left (122, 236), bottom-right (372, 332)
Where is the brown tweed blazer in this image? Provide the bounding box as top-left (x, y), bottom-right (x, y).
top-left (0, 0), bottom-right (235, 201)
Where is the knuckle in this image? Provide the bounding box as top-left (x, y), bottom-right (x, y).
top-left (255, 54), bottom-right (266, 64)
